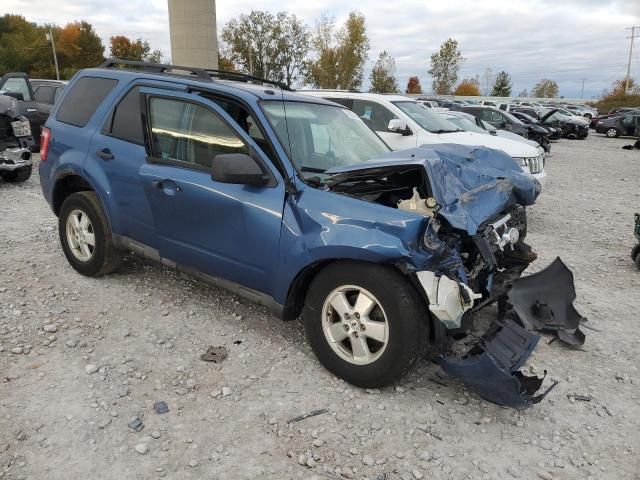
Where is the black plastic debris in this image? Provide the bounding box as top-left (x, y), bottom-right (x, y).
top-left (128, 416), bottom-right (144, 432)
top-left (440, 320), bottom-right (557, 409)
top-left (200, 346), bottom-right (228, 363)
top-left (153, 401), bottom-right (169, 414)
top-left (507, 257), bottom-right (586, 346)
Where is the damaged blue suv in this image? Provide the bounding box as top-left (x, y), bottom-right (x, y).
top-left (39, 60), bottom-right (585, 408)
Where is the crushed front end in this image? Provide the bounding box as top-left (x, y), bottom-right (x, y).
top-left (325, 144), bottom-right (586, 408)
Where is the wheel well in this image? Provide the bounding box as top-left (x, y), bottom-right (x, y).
top-left (52, 175), bottom-right (94, 216)
top-left (282, 259), bottom-right (445, 351)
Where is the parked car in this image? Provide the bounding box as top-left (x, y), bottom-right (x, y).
top-left (302, 91), bottom-right (546, 181)
top-left (39, 60), bottom-right (583, 407)
top-left (31, 79), bottom-right (68, 131)
top-left (538, 108), bottom-right (589, 139)
top-left (457, 105), bottom-right (551, 151)
top-left (591, 107), bottom-right (640, 129)
top-left (0, 94), bottom-right (35, 182)
top-left (416, 100), bottom-right (448, 113)
top-left (595, 112), bottom-right (640, 137)
top-left (511, 111), bottom-right (562, 140)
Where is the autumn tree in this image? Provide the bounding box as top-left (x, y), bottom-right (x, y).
top-left (221, 11), bottom-right (309, 87)
top-left (305, 12), bottom-right (369, 90)
top-left (110, 35), bottom-right (161, 62)
top-left (428, 38), bottom-right (463, 95)
top-left (369, 51), bottom-right (399, 93)
top-left (406, 76), bottom-right (422, 94)
top-left (491, 71), bottom-right (512, 97)
top-left (217, 51), bottom-right (236, 71)
top-left (532, 78), bottom-right (559, 98)
top-left (595, 77), bottom-right (640, 113)
top-left (454, 78), bottom-right (481, 96)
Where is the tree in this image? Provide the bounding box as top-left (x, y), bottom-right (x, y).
top-left (482, 67), bottom-right (493, 96)
top-left (491, 71), bottom-right (512, 97)
top-left (406, 76), bottom-right (422, 94)
top-left (369, 51), bottom-right (398, 93)
top-left (454, 78), bottom-right (480, 96)
top-left (218, 51), bottom-right (236, 71)
top-left (518, 89), bottom-right (528, 97)
top-left (532, 78), bottom-right (559, 98)
top-left (609, 77), bottom-right (639, 96)
top-left (428, 38), bottom-right (463, 95)
top-left (110, 35), bottom-right (160, 62)
top-left (278, 14), bottom-right (309, 86)
top-left (595, 77), bottom-right (640, 113)
top-left (305, 12), bottom-right (369, 90)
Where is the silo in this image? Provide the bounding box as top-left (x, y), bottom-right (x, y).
top-left (167, 0), bottom-right (218, 69)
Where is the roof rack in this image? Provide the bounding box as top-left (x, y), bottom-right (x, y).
top-left (98, 59), bottom-right (292, 91)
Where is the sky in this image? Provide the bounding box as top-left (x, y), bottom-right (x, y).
top-left (3, 0), bottom-right (640, 98)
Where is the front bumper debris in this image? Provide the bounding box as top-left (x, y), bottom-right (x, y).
top-left (440, 257), bottom-right (584, 408)
top-left (0, 147), bottom-right (32, 171)
top-left (440, 320), bottom-right (558, 409)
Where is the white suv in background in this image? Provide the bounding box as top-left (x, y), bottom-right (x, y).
top-left (301, 92), bottom-right (546, 183)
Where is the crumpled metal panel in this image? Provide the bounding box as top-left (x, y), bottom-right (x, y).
top-left (326, 143), bottom-right (541, 235)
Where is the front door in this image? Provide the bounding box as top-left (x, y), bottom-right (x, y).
top-left (351, 99), bottom-right (417, 150)
top-left (139, 88), bottom-right (286, 295)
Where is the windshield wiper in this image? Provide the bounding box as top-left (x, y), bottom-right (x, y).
top-left (432, 129), bottom-right (461, 134)
top-left (300, 166), bottom-right (327, 173)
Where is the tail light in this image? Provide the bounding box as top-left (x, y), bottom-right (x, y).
top-left (40, 127), bottom-right (51, 161)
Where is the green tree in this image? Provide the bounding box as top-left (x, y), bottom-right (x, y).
top-left (278, 14), bottom-right (309, 86)
top-left (428, 38), bottom-right (463, 95)
top-left (305, 12), bottom-right (369, 90)
top-left (109, 35), bottom-right (160, 62)
top-left (406, 76), bottom-right (422, 94)
top-left (491, 71), bottom-right (512, 96)
top-left (532, 78), bottom-right (559, 98)
top-left (369, 51), bottom-right (398, 93)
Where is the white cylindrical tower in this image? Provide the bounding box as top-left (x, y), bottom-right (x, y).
top-left (168, 0), bottom-right (218, 69)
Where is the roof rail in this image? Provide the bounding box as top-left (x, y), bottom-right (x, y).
top-left (98, 59), bottom-right (292, 91)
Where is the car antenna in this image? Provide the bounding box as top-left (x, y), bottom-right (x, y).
top-left (280, 87), bottom-right (299, 195)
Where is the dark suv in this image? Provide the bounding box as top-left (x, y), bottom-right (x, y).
top-left (38, 60), bottom-right (583, 407)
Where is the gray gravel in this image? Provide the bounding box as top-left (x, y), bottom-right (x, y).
top-left (1, 134), bottom-right (639, 480)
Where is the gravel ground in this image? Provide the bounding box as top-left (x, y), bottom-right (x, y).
top-left (1, 134), bottom-right (639, 480)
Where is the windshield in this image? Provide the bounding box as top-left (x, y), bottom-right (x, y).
top-left (392, 101), bottom-right (461, 133)
top-left (262, 101), bottom-right (390, 180)
top-left (444, 115), bottom-right (486, 134)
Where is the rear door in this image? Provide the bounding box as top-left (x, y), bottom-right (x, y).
top-left (139, 87), bottom-right (286, 295)
top-left (33, 85), bottom-right (56, 130)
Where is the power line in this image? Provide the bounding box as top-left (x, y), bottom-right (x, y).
top-left (625, 26), bottom-right (639, 93)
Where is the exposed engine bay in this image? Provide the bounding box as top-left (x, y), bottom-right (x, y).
top-left (325, 156), bottom-right (586, 409)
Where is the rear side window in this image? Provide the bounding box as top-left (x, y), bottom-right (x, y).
top-left (35, 86), bottom-right (55, 104)
top-left (57, 77), bottom-right (118, 127)
top-left (109, 87), bottom-right (143, 144)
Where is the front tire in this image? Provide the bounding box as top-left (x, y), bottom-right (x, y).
top-left (303, 262), bottom-right (428, 388)
top-left (605, 128), bottom-right (620, 138)
top-left (59, 191), bottom-right (122, 276)
top-left (0, 164), bottom-right (32, 183)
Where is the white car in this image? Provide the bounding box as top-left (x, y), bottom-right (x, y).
top-left (302, 91), bottom-right (546, 182)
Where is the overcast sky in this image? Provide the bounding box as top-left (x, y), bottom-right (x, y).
top-left (3, 0), bottom-right (640, 98)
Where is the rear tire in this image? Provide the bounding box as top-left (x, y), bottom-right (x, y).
top-left (0, 164), bottom-right (32, 183)
top-left (303, 262), bottom-right (428, 388)
top-left (59, 191), bottom-right (122, 276)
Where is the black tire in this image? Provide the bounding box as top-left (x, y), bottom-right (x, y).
top-left (0, 164), bottom-right (32, 183)
top-left (303, 261), bottom-right (428, 388)
top-left (58, 191), bottom-right (122, 276)
top-left (605, 127), bottom-right (620, 138)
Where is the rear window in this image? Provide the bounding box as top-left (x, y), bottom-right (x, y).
top-left (109, 86), bottom-right (143, 144)
top-left (57, 77), bottom-right (118, 127)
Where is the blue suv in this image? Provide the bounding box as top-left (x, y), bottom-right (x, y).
top-left (39, 60), bottom-right (584, 407)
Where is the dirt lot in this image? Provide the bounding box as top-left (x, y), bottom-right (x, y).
top-left (1, 134), bottom-right (639, 480)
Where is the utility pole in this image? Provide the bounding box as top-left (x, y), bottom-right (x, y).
top-left (625, 26), bottom-right (639, 94)
top-left (45, 28), bottom-right (60, 80)
top-left (580, 78), bottom-right (586, 99)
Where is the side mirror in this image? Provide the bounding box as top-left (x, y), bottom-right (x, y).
top-left (489, 129), bottom-right (498, 135)
top-left (211, 153), bottom-right (271, 187)
top-left (388, 118), bottom-right (410, 135)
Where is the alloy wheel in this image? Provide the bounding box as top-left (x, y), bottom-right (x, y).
top-left (65, 209), bottom-right (96, 262)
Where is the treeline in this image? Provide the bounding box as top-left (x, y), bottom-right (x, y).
top-left (0, 14), bottom-right (162, 79)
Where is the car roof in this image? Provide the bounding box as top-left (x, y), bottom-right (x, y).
top-left (80, 67), bottom-right (338, 107)
top-left (301, 90), bottom-right (415, 103)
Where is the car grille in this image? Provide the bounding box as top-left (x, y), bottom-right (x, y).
top-left (524, 155), bottom-right (544, 174)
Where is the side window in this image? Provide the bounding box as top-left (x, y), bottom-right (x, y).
top-left (622, 115), bottom-right (633, 125)
top-left (352, 100), bottom-right (398, 131)
top-left (35, 86), bottom-right (55, 104)
top-left (53, 87), bottom-right (64, 104)
top-left (109, 86), bottom-right (143, 144)
top-left (148, 97), bottom-right (248, 170)
top-left (325, 98), bottom-right (353, 109)
top-left (1, 77), bottom-right (32, 101)
top-left (57, 77), bottom-right (118, 127)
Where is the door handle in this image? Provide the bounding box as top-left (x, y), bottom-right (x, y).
top-left (151, 179), bottom-right (181, 195)
top-left (96, 148), bottom-right (114, 160)
top-left (26, 108), bottom-right (37, 113)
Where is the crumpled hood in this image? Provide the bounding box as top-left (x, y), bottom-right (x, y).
top-left (326, 143), bottom-right (541, 235)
